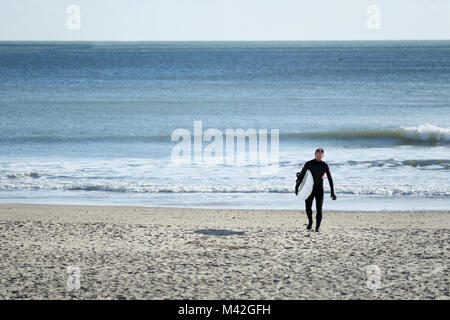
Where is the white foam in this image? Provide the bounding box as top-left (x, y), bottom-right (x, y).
top-left (401, 124), bottom-right (450, 142)
top-left (1, 181), bottom-right (449, 197)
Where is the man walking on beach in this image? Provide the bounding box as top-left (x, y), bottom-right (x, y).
top-left (295, 148), bottom-right (336, 232)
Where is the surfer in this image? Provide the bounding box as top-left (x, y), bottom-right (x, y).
top-left (295, 148), bottom-right (336, 232)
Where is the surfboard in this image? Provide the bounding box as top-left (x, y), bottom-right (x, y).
top-left (297, 169), bottom-right (314, 200)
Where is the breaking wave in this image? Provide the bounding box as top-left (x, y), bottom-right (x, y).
top-left (2, 124), bottom-right (449, 146)
top-left (281, 124), bottom-right (450, 145)
top-left (1, 182), bottom-right (449, 197)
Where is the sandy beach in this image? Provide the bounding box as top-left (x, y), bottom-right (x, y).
top-left (0, 203), bottom-right (448, 300)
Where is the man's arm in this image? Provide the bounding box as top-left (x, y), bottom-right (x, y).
top-left (325, 164), bottom-right (337, 200)
top-left (295, 162), bottom-right (308, 195)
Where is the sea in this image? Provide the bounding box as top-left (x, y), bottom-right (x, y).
top-left (0, 41), bottom-right (449, 211)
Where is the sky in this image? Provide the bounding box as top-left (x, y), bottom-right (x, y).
top-left (0, 0), bottom-right (449, 41)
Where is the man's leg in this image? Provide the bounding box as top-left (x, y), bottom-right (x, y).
top-left (315, 187), bottom-right (324, 232)
top-left (305, 192), bottom-right (314, 230)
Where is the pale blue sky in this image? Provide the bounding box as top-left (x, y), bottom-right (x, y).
top-left (0, 0), bottom-right (449, 41)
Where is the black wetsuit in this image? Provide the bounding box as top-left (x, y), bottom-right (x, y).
top-left (295, 159), bottom-right (335, 230)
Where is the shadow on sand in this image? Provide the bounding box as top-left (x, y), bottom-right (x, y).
top-left (193, 229), bottom-right (245, 236)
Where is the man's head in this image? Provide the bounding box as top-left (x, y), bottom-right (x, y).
top-left (315, 148), bottom-right (324, 161)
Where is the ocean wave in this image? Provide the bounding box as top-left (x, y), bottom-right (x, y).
top-left (1, 124), bottom-right (449, 146)
top-left (341, 159), bottom-right (450, 170)
top-left (1, 182), bottom-right (449, 197)
top-left (281, 124), bottom-right (450, 145)
top-left (3, 172), bottom-right (40, 179)
top-left (402, 124), bottom-right (450, 142)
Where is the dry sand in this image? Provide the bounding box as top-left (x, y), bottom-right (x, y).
top-left (0, 203), bottom-right (448, 299)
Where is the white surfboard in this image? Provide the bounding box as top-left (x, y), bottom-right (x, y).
top-left (297, 169), bottom-right (314, 200)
